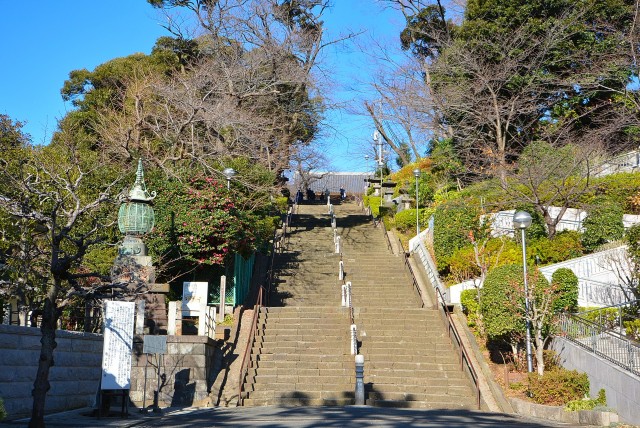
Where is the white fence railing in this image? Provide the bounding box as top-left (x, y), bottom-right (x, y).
top-left (448, 246), bottom-right (633, 307)
top-left (593, 150), bottom-right (640, 177)
top-left (412, 239), bottom-right (450, 303)
top-left (485, 208), bottom-right (640, 238)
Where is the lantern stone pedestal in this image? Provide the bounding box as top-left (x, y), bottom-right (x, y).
top-left (112, 159), bottom-right (167, 334)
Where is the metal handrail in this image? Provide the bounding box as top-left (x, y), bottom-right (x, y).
top-left (237, 286), bottom-right (264, 405)
top-left (435, 286), bottom-right (482, 409)
top-left (401, 249), bottom-right (425, 309)
top-left (380, 223), bottom-right (392, 253)
top-left (559, 313), bottom-right (640, 376)
top-left (398, 242), bottom-right (481, 408)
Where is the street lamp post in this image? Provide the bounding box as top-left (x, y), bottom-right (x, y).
top-left (513, 210), bottom-right (534, 373)
top-left (413, 168), bottom-right (420, 236)
top-left (223, 168), bottom-right (237, 190)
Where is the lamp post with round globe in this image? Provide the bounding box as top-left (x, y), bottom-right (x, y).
top-left (513, 210), bottom-right (534, 373)
top-left (223, 168), bottom-right (237, 190)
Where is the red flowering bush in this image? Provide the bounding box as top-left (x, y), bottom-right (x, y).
top-left (148, 176), bottom-right (259, 272)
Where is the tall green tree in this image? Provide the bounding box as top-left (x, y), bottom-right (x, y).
top-left (390, 0), bottom-right (640, 184)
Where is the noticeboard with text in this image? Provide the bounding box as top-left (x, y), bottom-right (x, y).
top-left (100, 301), bottom-right (135, 390)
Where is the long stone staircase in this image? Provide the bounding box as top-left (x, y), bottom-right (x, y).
top-left (241, 202), bottom-right (354, 406)
top-left (240, 200), bottom-right (478, 409)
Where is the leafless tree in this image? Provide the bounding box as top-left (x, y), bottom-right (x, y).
top-left (0, 139), bottom-right (122, 428)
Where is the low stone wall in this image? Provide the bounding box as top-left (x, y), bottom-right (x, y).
top-left (129, 335), bottom-right (219, 408)
top-left (510, 398), bottom-right (619, 426)
top-left (0, 325), bottom-right (220, 420)
top-left (0, 324), bottom-right (103, 420)
top-left (551, 336), bottom-right (640, 425)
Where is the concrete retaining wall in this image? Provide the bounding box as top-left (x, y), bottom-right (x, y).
top-left (551, 336), bottom-right (640, 425)
top-left (0, 324), bottom-right (103, 420)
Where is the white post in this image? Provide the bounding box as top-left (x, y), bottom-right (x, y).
top-left (341, 284), bottom-right (347, 307)
top-left (209, 306), bottom-right (217, 339)
top-left (218, 275), bottom-right (226, 322)
top-left (333, 228), bottom-right (338, 243)
top-left (135, 300), bottom-right (145, 335)
top-left (335, 236), bottom-right (341, 254)
top-left (168, 301), bottom-right (177, 335)
top-left (351, 324), bottom-right (358, 355)
top-left (346, 281), bottom-right (352, 308)
top-left (198, 302), bottom-right (207, 336)
top-left (339, 260), bottom-right (344, 280)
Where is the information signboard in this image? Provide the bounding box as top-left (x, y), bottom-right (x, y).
top-left (182, 282), bottom-right (208, 316)
top-left (100, 301), bottom-right (135, 390)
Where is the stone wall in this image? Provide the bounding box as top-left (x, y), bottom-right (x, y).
top-left (0, 324), bottom-right (103, 420)
top-left (0, 325), bottom-right (220, 420)
top-left (129, 335), bottom-right (219, 408)
top-left (551, 336), bottom-right (640, 425)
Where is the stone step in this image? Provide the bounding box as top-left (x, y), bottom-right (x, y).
top-left (253, 353), bottom-right (353, 363)
top-left (245, 374), bottom-right (355, 386)
top-left (250, 360), bottom-right (355, 370)
top-left (243, 396), bottom-right (354, 407)
top-left (366, 387), bottom-right (474, 401)
top-left (365, 398), bottom-right (476, 409)
top-left (246, 367), bottom-right (354, 378)
top-left (243, 389), bottom-right (354, 400)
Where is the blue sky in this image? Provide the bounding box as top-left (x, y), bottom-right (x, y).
top-left (0, 1), bottom-right (404, 172)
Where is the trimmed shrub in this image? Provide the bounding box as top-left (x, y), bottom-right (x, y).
top-left (624, 319), bottom-right (640, 341)
top-left (481, 264), bottom-right (551, 345)
top-left (581, 201), bottom-right (624, 252)
top-left (581, 308), bottom-right (619, 330)
top-left (584, 172), bottom-right (640, 211)
top-left (433, 200), bottom-right (486, 265)
top-left (480, 265), bottom-right (527, 343)
top-left (551, 268), bottom-right (579, 313)
top-left (395, 209), bottom-right (418, 232)
top-left (528, 231), bottom-right (584, 265)
top-left (445, 238), bottom-right (520, 284)
top-left (460, 288), bottom-right (480, 327)
top-left (565, 389), bottom-right (607, 411)
top-left (527, 369), bottom-right (590, 405)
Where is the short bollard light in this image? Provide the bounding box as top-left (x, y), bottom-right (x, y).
top-left (355, 354), bottom-right (365, 405)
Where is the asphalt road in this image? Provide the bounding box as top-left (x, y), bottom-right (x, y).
top-left (133, 406), bottom-right (585, 428)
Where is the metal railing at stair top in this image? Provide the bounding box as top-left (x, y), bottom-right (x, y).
top-left (398, 235), bottom-right (481, 409)
top-left (558, 312), bottom-right (640, 376)
top-left (238, 285), bottom-right (265, 405)
top-left (575, 299), bottom-right (640, 334)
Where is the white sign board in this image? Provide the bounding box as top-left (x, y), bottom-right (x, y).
top-left (182, 281), bottom-right (208, 316)
top-left (101, 301), bottom-right (135, 390)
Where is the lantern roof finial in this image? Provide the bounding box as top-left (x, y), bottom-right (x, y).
top-left (128, 159), bottom-right (156, 202)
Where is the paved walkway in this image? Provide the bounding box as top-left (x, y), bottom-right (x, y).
top-left (0, 406), bottom-right (592, 428)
